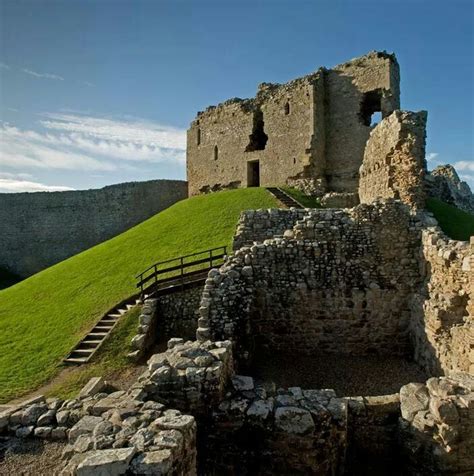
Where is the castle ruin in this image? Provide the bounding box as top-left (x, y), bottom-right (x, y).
top-left (187, 51), bottom-right (401, 200)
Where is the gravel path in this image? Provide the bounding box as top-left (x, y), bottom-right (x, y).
top-left (0, 437), bottom-right (66, 476)
top-left (251, 351), bottom-right (429, 396)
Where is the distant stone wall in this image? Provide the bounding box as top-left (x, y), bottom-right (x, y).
top-left (198, 200), bottom-right (422, 361)
top-left (0, 180), bottom-right (187, 277)
top-left (359, 110), bottom-right (427, 208)
top-left (411, 227), bottom-right (473, 376)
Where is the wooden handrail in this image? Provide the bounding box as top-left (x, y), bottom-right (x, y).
top-left (136, 246), bottom-right (227, 295)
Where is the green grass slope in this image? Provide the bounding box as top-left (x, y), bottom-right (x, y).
top-left (0, 188), bottom-right (277, 402)
top-left (427, 197), bottom-right (474, 241)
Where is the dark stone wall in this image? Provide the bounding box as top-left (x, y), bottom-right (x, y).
top-left (0, 179), bottom-right (187, 277)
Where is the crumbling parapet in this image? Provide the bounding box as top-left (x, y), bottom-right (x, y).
top-left (359, 110), bottom-right (428, 209)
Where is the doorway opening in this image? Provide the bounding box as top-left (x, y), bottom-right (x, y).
top-left (247, 161), bottom-right (260, 187)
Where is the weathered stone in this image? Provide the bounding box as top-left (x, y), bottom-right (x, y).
top-left (400, 383), bottom-right (430, 422)
top-left (69, 416), bottom-right (103, 443)
top-left (79, 377), bottom-right (106, 399)
top-left (274, 406), bottom-right (315, 435)
top-left (75, 447), bottom-right (136, 476)
top-left (131, 449), bottom-right (172, 475)
top-left (232, 375), bottom-right (254, 392)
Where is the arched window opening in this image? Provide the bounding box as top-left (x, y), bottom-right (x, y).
top-left (197, 128), bottom-right (201, 146)
top-left (284, 102), bottom-right (290, 115)
top-left (213, 145), bottom-right (218, 161)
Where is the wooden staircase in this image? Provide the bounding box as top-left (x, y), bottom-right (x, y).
top-left (266, 187), bottom-right (304, 208)
top-left (63, 296), bottom-right (142, 365)
top-left (63, 246), bottom-right (228, 366)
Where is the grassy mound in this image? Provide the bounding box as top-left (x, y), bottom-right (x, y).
top-left (427, 198), bottom-right (474, 241)
top-left (0, 188), bottom-right (277, 402)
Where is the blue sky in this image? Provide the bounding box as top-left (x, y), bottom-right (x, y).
top-left (0, 0), bottom-right (473, 192)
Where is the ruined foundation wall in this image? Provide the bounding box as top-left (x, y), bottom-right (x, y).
top-left (359, 110), bottom-right (427, 208)
top-left (232, 208), bottom-right (308, 251)
top-left (0, 180), bottom-right (187, 277)
top-left (324, 52), bottom-right (400, 192)
top-left (199, 201), bottom-right (422, 360)
top-left (411, 228), bottom-right (473, 376)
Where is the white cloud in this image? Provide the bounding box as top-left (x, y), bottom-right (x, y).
top-left (0, 173), bottom-right (74, 193)
top-left (22, 69), bottom-right (64, 81)
top-left (81, 81), bottom-right (95, 87)
top-left (426, 152), bottom-right (439, 162)
top-left (0, 62), bottom-right (10, 70)
top-left (453, 160), bottom-right (474, 172)
top-left (0, 178), bottom-right (74, 193)
top-left (40, 113), bottom-right (186, 151)
top-left (0, 113), bottom-right (186, 176)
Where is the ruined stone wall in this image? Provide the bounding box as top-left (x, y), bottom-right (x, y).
top-left (186, 74), bottom-right (322, 196)
top-left (0, 180), bottom-right (187, 277)
top-left (156, 286), bottom-right (203, 341)
top-left (232, 208), bottom-right (307, 251)
top-left (198, 200), bottom-right (422, 361)
top-left (411, 227), bottom-right (473, 376)
top-left (359, 110), bottom-right (427, 208)
top-left (325, 52), bottom-right (400, 192)
top-left (399, 374), bottom-right (474, 475)
top-left (202, 381), bottom-right (347, 475)
top-left (187, 51), bottom-right (400, 197)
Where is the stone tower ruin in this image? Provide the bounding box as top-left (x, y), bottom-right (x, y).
top-left (187, 51), bottom-right (401, 198)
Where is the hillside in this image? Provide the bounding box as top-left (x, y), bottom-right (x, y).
top-left (0, 188), bottom-right (277, 402)
top-left (427, 197), bottom-right (474, 241)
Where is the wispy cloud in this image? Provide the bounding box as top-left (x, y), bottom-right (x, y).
top-left (0, 62), bottom-right (10, 70)
top-left (0, 173), bottom-right (74, 193)
top-left (22, 68), bottom-right (64, 81)
top-left (80, 81), bottom-right (95, 87)
top-left (453, 160), bottom-right (474, 172)
top-left (0, 113), bottom-right (186, 176)
top-left (426, 152), bottom-right (439, 162)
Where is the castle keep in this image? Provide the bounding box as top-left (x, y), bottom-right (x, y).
top-left (187, 51), bottom-right (400, 197)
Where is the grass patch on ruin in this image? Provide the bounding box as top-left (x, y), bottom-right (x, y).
top-left (45, 306), bottom-right (141, 400)
top-left (281, 187), bottom-right (322, 208)
top-left (426, 197), bottom-right (474, 241)
top-left (0, 188), bottom-right (277, 402)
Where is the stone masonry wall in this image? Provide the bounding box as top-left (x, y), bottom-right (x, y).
top-left (411, 227), bottom-right (473, 376)
top-left (198, 200), bottom-right (422, 361)
top-left (0, 179), bottom-right (187, 277)
top-left (186, 73), bottom-right (323, 196)
top-left (156, 286), bottom-right (203, 341)
top-left (359, 110), bottom-right (427, 208)
top-left (399, 374), bottom-right (474, 475)
top-left (232, 208), bottom-right (307, 251)
top-left (325, 51), bottom-right (400, 192)
top-left (187, 51), bottom-right (400, 197)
